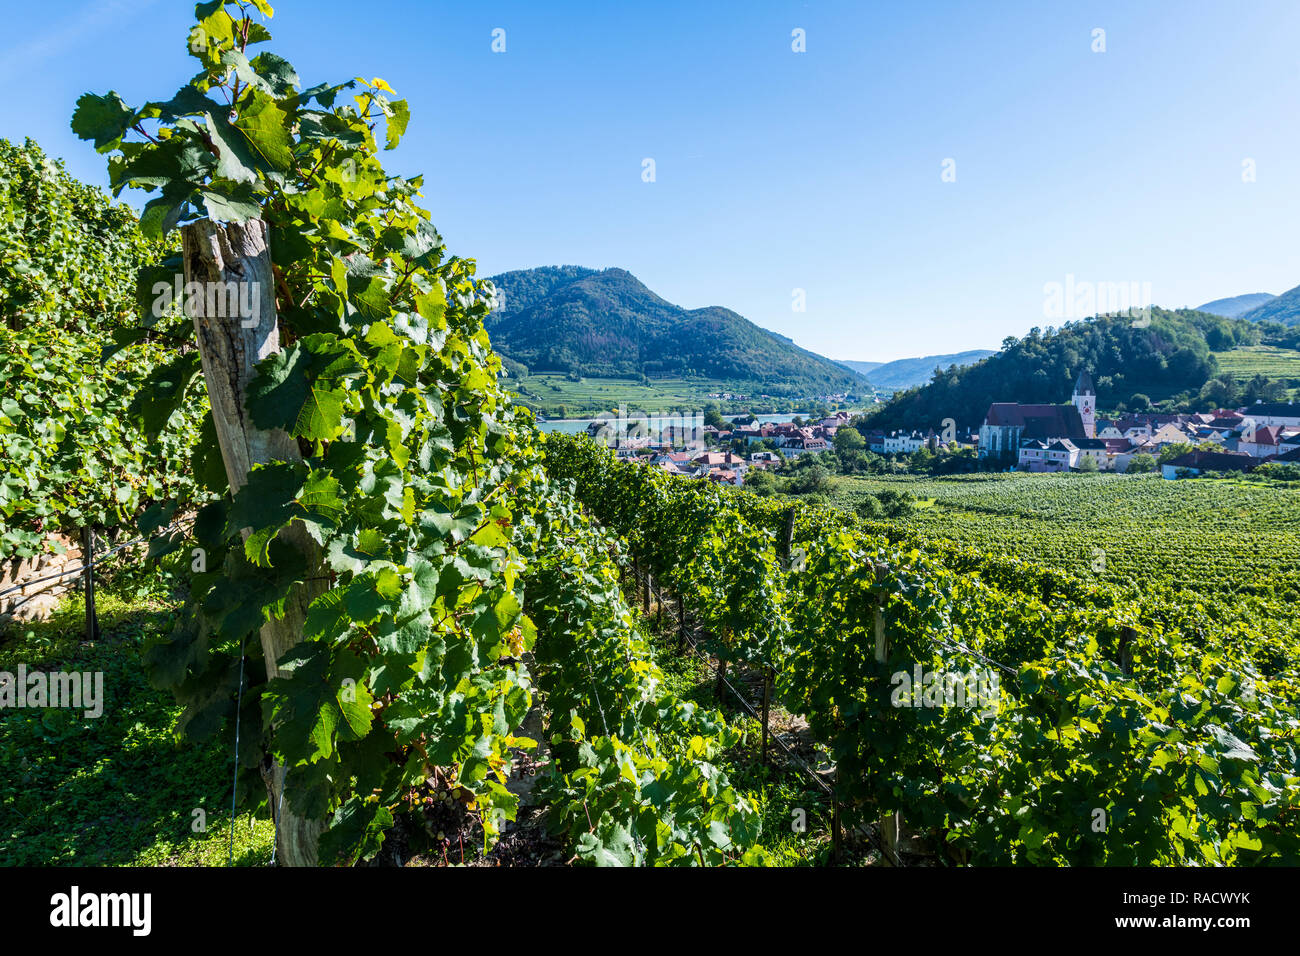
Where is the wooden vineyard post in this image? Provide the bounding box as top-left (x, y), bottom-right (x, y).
top-left (82, 526), bottom-right (99, 641)
top-left (1118, 625), bottom-right (1136, 676)
top-left (643, 568), bottom-right (651, 613)
top-left (780, 506), bottom-right (796, 567)
top-left (761, 666), bottom-right (772, 766)
top-left (182, 218), bottom-right (327, 867)
top-left (763, 507), bottom-right (794, 768)
top-left (830, 771), bottom-right (842, 864)
top-left (677, 592), bottom-right (686, 653)
top-left (874, 594), bottom-right (899, 866)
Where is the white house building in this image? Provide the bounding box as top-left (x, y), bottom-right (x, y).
top-left (1243, 402), bottom-right (1300, 429)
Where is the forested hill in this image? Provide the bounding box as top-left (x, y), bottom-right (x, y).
top-left (862, 308), bottom-right (1264, 430)
top-left (1197, 292), bottom-right (1275, 319)
top-left (1240, 282), bottom-right (1300, 327)
top-left (853, 349), bottom-right (995, 392)
top-left (483, 266), bottom-right (866, 396)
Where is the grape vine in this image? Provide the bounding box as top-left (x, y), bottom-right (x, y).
top-left (73, 1), bottom-right (758, 866)
top-left (545, 433), bottom-right (1300, 865)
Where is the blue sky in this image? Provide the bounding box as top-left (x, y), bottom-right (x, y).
top-left (3, 0), bottom-right (1298, 361)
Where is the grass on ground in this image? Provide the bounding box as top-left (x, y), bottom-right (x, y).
top-left (0, 590), bottom-right (274, 866)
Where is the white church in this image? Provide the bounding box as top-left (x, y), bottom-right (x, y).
top-left (978, 371), bottom-right (1107, 470)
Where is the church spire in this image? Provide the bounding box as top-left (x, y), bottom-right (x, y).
top-left (1073, 369), bottom-right (1096, 438)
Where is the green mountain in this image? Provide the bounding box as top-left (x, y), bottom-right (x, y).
top-left (484, 266), bottom-right (866, 397)
top-left (844, 350), bottom-right (995, 392)
top-left (862, 308), bottom-right (1267, 431)
top-left (1240, 283), bottom-right (1300, 326)
top-left (1197, 293), bottom-right (1275, 319)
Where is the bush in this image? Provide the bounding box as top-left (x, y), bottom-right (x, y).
top-left (874, 488), bottom-right (915, 518)
top-left (854, 495), bottom-right (883, 519)
top-left (789, 463), bottom-right (835, 495)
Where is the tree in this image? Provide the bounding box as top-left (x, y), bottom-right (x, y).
top-left (703, 402), bottom-right (727, 429)
top-left (1129, 393), bottom-right (1151, 411)
top-left (743, 468), bottom-right (777, 495)
top-left (833, 426), bottom-right (865, 452)
top-left (1077, 454), bottom-right (1099, 472)
top-left (1197, 375), bottom-right (1238, 409)
top-left (1242, 374), bottom-right (1286, 405)
top-left (791, 464), bottom-right (835, 495)
top-left (909, 446), bottom-right (935, 472)
top-left (1126, 453), bottom-right (1157, 473)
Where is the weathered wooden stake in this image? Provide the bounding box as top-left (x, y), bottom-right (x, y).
top-left (780, 506), bottom-right (796, 568)
top-left (761, 666), bottom-right (772, 766)
top-left (82, 526), bottom-right (99, 640)
top-left (676, 593), bottom-right (686, 653)
top-left (183, 218), bottom-right (327, 867)
top-left (874, 601), bottom-right (899, 866)
top-left (1118, 625), bottom-right (1136, 676)
top-left (831, 774), bottom-right (842, 864)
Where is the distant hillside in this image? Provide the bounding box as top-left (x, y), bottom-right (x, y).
top-left (837, 359), bottom-right (883, 378)
top-left (1197, 293), bottom-right (1275, 319)
top-left (1240, 283), bottom-right (1300, 327)
top-left (863, 308), bottom-right (1262, 431)
top-left (484, 266), bottom-right (866, 397)
top-left (852, 349), bottom-right (995, 392)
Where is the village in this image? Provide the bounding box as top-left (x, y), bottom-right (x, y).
top-left (586, 370), bottom-right (1300, 486)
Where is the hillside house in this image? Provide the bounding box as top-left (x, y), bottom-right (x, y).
top-left (1149, 423), bottom-right (1192, 447)
top-left (1161, 450), bottom-right (1257, 479)
top-left (882, 430), bottom-right (934, 454)
top-left (1072, 437), bottom-right (1118, 470)
top-left (1238, 424), bottom-right (1287, 458)
top-left (1243, 402), bottom-right (1300, 429)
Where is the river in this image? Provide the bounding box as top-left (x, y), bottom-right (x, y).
top-left (535, 413), bottom-right (804, 435)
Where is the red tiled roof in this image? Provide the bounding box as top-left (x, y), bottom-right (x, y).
top-left (1164, 450), bottom-right (1256, 472)
top-left (984, 403), bottom-right (1086, 440)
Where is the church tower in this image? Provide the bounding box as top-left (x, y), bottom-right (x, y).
top-left (1073, 369), bottom-right (1096, 438)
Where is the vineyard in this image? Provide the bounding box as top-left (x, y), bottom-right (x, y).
top-left (832, 472), bottom-right (1300, 606)
top-left (543, 435), bottom-right (1300, 864)
top-left (1, 1), bottom-right (1297, 871)
top-left (0, 2), bottom-right (781, 868)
